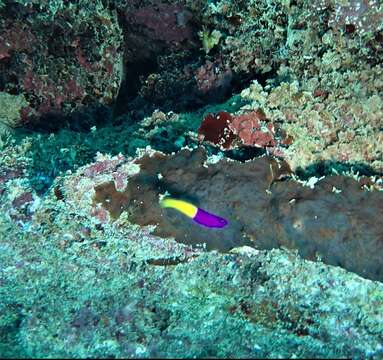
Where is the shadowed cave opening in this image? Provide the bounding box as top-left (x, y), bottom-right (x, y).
top-left (111, 53), bottom-right (272, 126)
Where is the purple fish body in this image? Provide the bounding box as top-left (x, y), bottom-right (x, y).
top-left (193, 207), bottom-right (228, 228)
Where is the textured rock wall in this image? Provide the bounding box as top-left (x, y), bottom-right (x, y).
top-left (79, 148), bottom-right (383, 281)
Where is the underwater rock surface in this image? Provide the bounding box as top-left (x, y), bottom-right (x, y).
top-left (1, 0), bottom-right (383, 358)
top-left (0, 1), bottom-right (123, 131)
top-left (61, 148), bottom-right (383, 281)
top-left (1, 142), bottom-right (383, 358)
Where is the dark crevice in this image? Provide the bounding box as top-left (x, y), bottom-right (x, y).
top-left (24, 103), bottom-right (112, 133)
top-left (295, 160), bottom-right (382, 179)
top-left (112, 58), bottom-right (159, 120)
top-left (201, 145), bottom-right (266, 163)
top-left (18, 3), bottom-right (278, 133)
top-left (112, 63), bottom-right (275, 126)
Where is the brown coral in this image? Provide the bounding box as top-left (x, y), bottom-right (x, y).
top-left (86, 148), bottom-right (383, 281)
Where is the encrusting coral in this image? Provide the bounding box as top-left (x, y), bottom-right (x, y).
top-left (60, 148), bottom-right (383, 282)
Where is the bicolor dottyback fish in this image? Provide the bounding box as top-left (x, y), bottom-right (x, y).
top-left (160, 197), bottom-right (228, 228)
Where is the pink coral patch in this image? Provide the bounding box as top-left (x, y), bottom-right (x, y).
top-left (198, 109), bottom-right (289, 153)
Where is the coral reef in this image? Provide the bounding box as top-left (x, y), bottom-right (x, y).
top-left (197, 111), bottom-right (237, 149)
top-left (0, 93), bottom-right (29, 128)
top-left (180, 0), bottom-right (383, 171)
top-left (197, 109), bottom-right (289, 155)
top-left (59, 148), bottom-right (383, 282)
top-left (124, 2), bottom-right (195, 45)
top-left (184, 0), bottom-right (383, 75)
top-left (195, 58), bottom-right (233, 101)
top-left (0, 0), bottom-right (123, 130)
top-left (0, 143), bottom-right (383, 358)
top-left (239, 77), bottom-right (383, 173)
top-left (1, 0), bottom-right (383, 358)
